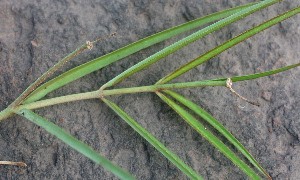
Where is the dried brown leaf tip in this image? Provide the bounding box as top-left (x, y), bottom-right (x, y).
top-left (0, 161), bottom-right (27, 167)
top-left (86, 41), bottom-right (93, 50)
top-left (31, 40), bottom-right (39, 47)
top-left (226, 78), bottom-right (260, 107)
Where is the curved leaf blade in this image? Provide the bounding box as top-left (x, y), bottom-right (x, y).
top-left (22, 3), bottom-right (256, 104)
top-left (157, 6), bottom-right (300, 84)
top-left (172, 62), bottom-right (300, 89)
top-left (17, 109), bottom-right (135, 180)
top-left (102, 0), bottom-right (279, 89)
top-left (11, 44), bottom-right (89, 107)
top-left (156, 92), bottom-right (261, 179)
top-left (102, 98), bottom-right (203, 180)
top-left (211, 62), bottom-right (300, 82)
top-left (164, 90), bottom-right (271, 179)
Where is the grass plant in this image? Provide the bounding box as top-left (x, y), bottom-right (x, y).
top-left (1, 0), bottom-right (299, 179)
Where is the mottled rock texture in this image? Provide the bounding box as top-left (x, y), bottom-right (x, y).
top-left (0, 0), bottom-right (299, 179)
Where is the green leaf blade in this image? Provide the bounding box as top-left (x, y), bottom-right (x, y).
top-left (17, 109), bottom-right (135, 180)
top-left (156, 92), bottom-right (261, 179)
top-left (212, 62), bottom-right (300, 82)
top-left (22, 3), bottom-right (256, 104)
top-left (174, 62), bottom-right (300, 89)
top-left (157, 5), bottom-right (300, 84)
top-left (164, 90), bottom-right (271, 179)
top-left (102, 98), bottom-right (203, 180)
top-left (102, 0), bottom-right (279, 89)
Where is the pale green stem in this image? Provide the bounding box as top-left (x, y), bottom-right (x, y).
top-left (0, 80), bottom-right (225, 121)
top-left (0, 108), bottom-right (14, 122)
top-left (12, 80), bottom-right (225, 112)
top-left (102, 80), bottom-right (225, 96)
top-left (16, 90), bottom-right (100, 111)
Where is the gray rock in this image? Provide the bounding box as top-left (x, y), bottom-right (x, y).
top-left (0, 0), bottom-right (299, 179)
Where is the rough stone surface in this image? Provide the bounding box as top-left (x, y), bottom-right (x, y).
top-left (0, 0), bottom-right (300, 179)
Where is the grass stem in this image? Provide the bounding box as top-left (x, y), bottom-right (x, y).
top-left (0, 108), bottom-right (14, 122)
top-left (16, 80), bottom-right (225, 111)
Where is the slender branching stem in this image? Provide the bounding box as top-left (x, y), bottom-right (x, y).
top-left (102, 80), bottom-right (225, 96)
top-left (16, 91), bottom-right (100, 111)
top-left (0, 108), bottom-right (14, 122)
top-left (0, 79), bottom-right (225, 121)
top-left (11, 80), bottom-right (226, 112)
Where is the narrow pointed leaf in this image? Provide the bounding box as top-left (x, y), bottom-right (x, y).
top-left (101, 0), bottom-right (279, 89)
top-left (170, 62), bottom-right (300, 89)
top-left (164, 90), bottom-right (271, 178)
top-left (11, 44), bottom-right (90, 106)
top-left (22, 3), bottom-right (256, 104)
top-left (157, 6), bottom-right (300, 84)
top-left (156, 92), bottom-right (261, 179)
top-left (17, 109), bottom-right (135, 180)
top-left (211, 62), bottom-right (300, 82)
top-left (102, 98), bottom-right (203, 180)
